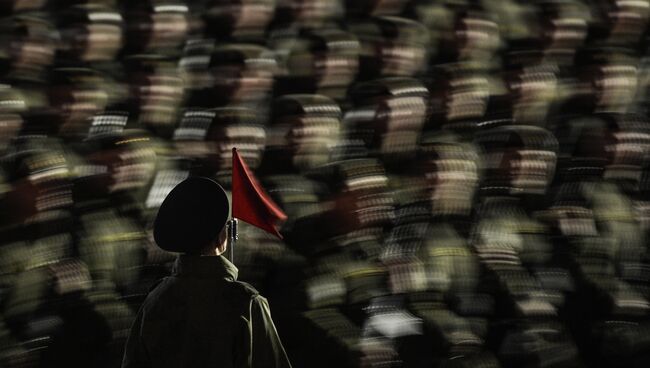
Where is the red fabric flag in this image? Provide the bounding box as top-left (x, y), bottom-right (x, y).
top-left (231, 147), bottom-right (287, 238)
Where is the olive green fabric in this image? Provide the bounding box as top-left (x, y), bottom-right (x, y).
top-left (122, 255), bottom-right (291, 368)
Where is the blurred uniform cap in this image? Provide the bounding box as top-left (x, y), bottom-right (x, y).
top-left (270, 27), bottom-right (360, 99)
top-left (204, 0), bottom-right (276, 42)
top-left (57, 4), bottom-right (124, 63)
top-left (123, 2), bottom-right (190, 53)
top-left (349, 16), bottom-right (429, 79)
top-left (208, 44), bottom-right (277, 106)
top-left (347, 77), bottom-right (429, 165)
top-left (174, 107), bottom-right (265, 183)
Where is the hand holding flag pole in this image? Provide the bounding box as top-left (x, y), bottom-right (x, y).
top-left (228, 147), bottom-right (288, 263)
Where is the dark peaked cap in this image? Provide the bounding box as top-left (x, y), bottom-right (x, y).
top-left (154, 177), bottom-right (230, 253)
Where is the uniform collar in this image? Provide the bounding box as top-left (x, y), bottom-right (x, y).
top-left (172, 255), bottom-right (238, 281)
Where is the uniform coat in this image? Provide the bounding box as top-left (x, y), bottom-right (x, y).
top-left (122, 255), bottom-right (291, 368)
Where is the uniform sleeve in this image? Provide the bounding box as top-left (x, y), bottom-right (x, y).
top-left (121, 307), bottom-right (151, 368)
top-left (250, 295), bottom-right (292, 368)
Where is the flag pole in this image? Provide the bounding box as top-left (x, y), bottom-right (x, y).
top-left (229, 147), bottom-right (238, 263)
top-left (228, 218), bottom-right (237, 263)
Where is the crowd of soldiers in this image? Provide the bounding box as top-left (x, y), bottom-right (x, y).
top-left (1, 0), bottom-right (650, 367)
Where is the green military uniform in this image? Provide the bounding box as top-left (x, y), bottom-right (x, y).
top-left (122, 255), bottom-right (291, 368)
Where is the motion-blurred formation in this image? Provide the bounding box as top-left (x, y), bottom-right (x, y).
top-left (1, 0), bottom-right (650, 367)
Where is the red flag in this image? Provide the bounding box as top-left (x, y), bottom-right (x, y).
top-left (231, 147), bottom-right (287, 238)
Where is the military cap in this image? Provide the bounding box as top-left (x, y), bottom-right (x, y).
top-left (153, 176), bottom-right (229, 253)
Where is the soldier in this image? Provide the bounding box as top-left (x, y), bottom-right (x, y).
top-left (122, 176), bottom-right (291, 368)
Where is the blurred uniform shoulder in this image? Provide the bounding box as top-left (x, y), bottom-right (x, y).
top-left (148, 277), bottom-right (168, 293)
top-left (141, 277), bottom-right (173, 305)
top-left (227, 280), bottom-right (261, 300)
top-left (140, 276), bottom-right (263, 316)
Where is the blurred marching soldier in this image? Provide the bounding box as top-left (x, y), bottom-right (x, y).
top-left (121, 176), bottom-right (291, 368)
